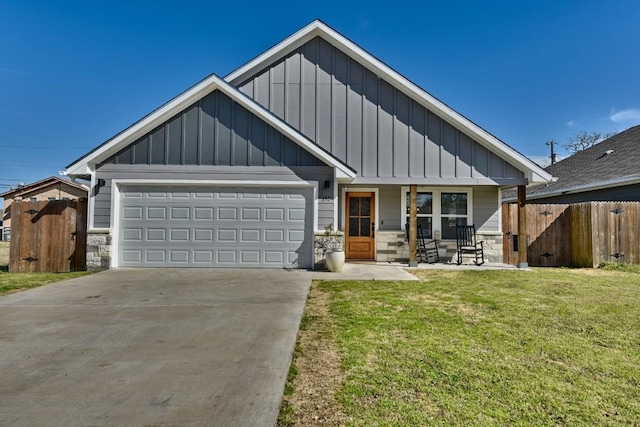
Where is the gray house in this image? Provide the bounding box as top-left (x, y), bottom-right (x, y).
top-left (66, 20), bottom-right (551, 269)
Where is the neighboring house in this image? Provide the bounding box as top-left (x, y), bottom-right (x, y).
top-left (503, 125), bottom-right (640, 204)
top-left (1, 176), bottom-right (88, 241)
top-left (66, 20), bottom-right (551, 269)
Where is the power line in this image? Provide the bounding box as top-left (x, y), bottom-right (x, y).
top-left (0, 145), bottom-right (88, 149)
top-left (0, 163), bottom-right (61, 168)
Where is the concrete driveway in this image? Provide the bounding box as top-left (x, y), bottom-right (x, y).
top-left (0, 268), bottom-right (311, 426)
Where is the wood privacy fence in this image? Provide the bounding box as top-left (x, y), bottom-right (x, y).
top-left (9, 199), bottom-right (87, 273)
top-left (502, 201), bottom-right (640, 267)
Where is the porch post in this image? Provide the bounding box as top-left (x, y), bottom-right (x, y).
top-left (409, 184), bottom-right (418, 267)
top-left (517, 185), bottom-right (528, 268)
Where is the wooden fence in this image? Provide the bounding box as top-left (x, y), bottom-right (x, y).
top-left (9, 199), bottom-right (87, 273)
top-left (503, 201), bottom-right (640, 267)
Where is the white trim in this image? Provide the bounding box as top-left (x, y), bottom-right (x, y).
top-left (332, 168), bottom-right (339, 227)
top-left (88, 173), bottom-right (96, 230)
top-left (110, 179), bottom-right (319, 268)
top-left (225, 20), bottom-right (551, 185)
top-left (66, 74), bottom-right (355, 180)
top-left (400, 186), bottom-right (474, 240)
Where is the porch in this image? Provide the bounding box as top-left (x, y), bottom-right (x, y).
top-left (375, 230), bottom-right (504, 264)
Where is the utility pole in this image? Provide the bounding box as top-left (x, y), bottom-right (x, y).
top-left (545, 140), bottom-right (557, 165)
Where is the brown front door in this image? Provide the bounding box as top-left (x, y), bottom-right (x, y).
top-left (345, 192), bottom-right (375, 259)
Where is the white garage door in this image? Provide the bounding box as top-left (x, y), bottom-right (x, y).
top-left (117, 185), bottom-right (314, 268)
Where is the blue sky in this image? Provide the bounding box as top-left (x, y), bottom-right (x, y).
top-left (1, 0), bottom-right (639, 188)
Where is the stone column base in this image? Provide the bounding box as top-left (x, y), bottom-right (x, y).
top-left (86, 230), bottom-right (112, 270)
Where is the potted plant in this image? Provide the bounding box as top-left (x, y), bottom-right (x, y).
top-left (321, 223), bottom-right (345, 272)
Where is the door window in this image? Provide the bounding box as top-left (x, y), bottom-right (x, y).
top-left (348, 196), bottom-right (371, 237)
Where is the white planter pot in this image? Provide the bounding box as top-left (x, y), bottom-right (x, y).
top-left (325, 250), bottom-right (345, 272)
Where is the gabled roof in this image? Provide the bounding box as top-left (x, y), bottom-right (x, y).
top-left (65, 74), bottom-right (356, 179)
top-left (1, 176), bottom-right (88, 199)
top-left (226, 19), bottom-right (552, 185)
top-left (503, 125), bottom-right (640, 201)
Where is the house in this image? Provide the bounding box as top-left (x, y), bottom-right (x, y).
top-left (66, 20), bottom-right (551, 269)
top-left (1, 176), bottom-right (88, 241)
top-left (503, 124), bottom-right (640, 204)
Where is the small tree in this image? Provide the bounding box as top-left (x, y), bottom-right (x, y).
top-left (563, 130), bottom-right (618, 155)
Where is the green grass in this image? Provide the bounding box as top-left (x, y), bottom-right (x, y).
top-left (0, 241), bottom-right (93, 294)
top-left (0, 270), bottom-right (94, 295)
top-left (283, 269), bottom-right (640, 426)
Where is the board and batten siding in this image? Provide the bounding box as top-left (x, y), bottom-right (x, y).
top-left (103, 90), bottom-right (324, 169)
top-left (91, 165), bottom-right (335, 230)
top-left (238, 36), bottom-right (524, 182)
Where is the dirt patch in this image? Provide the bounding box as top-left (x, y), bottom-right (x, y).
top-left (279, 284), bottom-right (350, 426)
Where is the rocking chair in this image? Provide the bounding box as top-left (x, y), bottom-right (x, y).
top-left (406, 223), bottom-right (439, 264)
top-left (455, 224), bottom-right (485, 265)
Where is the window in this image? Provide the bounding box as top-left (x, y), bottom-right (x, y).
top-left (405, 192), bottom-right (433, 239)
top-left (403, 188), bottom-right (471, 240)
top-left (440, 192), bottom-right (468, 239)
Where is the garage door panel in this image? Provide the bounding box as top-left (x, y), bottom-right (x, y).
top-left (194, 207), bottom-right (214, 220)
top-left (122, 250), bottom-right (142, 262)
top-left (265, 229), bottom-right (284, 242)
top-left (288, 208), bottom-right (305, 221)
top-left (123, 207), bottom-right (143, 219)
top-left (122, 228), bottom-right (143, 241)
top-left (265, 208), bottom-right (284, 221)
top-left (119, 186), bottom-right (313, 268)
top-left (147, 207), bottom-right (166, 219)
top-left (170, 229), bottom-right (190, 241)
top-left (170, 207), bottom-right (190, 220)
top-left (194, 251), bottom-right (213, 263)
top-left (194, 229), bottom-right (214, 241)
top-left (170, 250), bottom-right (189, 262)
top-left (147, 228), bottom-right (166, 241)
top-left (241, 208), bottom-right (260, 220)
top-left (146, 250), bottom-right (166, 262)
top-left (217, 208), bottom-right (237, 220)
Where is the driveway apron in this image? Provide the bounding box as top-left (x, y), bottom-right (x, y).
top-left (0, 268), bottom-right (311, 426)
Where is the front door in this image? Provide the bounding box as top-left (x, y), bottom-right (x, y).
top-left (345, 192), bottom-right (375, 259)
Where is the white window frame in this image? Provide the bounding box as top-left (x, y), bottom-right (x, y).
top-left (401, 187), bottom-right (473, 240)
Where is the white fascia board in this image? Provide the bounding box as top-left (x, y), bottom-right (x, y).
top-left (226, 20), bottom-right (551, 185)
top-left (225, 21), bottom-right (321, 83)
top-left (66, 71), bottom-right (354, 179)
top-left (66, 76), bottom-right (222, 177)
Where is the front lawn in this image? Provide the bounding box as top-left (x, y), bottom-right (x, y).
top-left (280, 268), bottom-right (640, 426)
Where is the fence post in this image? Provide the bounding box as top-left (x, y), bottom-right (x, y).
top-left (517, 185), bottom-right (528, 268)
